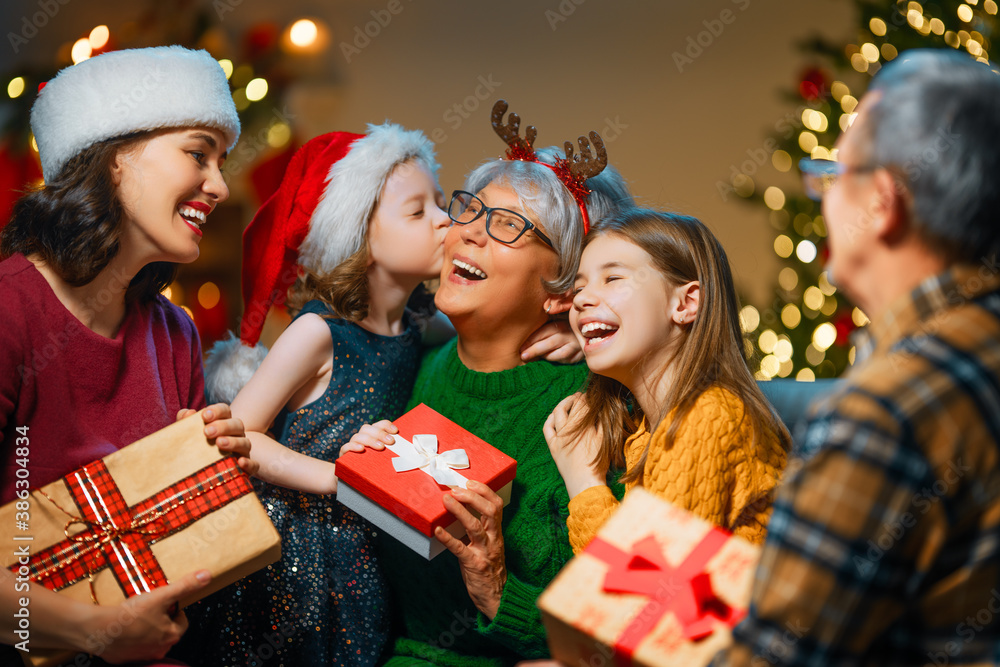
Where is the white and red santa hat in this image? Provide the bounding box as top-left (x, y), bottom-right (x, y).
top-left (204, 123), bottom-right (439, 404)
top-left (30, 45), bottom-right (240, 182)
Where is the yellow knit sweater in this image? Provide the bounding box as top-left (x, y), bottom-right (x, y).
top-left (567, 386), bottom-right (787, 553)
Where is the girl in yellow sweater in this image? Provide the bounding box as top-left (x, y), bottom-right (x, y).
top-left (545, 208), bottom-right (790, 551)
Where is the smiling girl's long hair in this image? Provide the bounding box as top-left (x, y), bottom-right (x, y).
top-left (574, 208), bottom-right (790, 485)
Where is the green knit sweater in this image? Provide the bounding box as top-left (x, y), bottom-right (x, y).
top-left (378, 339), bottom-right (589, 667)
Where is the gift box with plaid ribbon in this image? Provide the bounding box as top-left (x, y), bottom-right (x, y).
top-left (335, 403), bottom-right (517, 560)
top-left (0, 412), bottom-right (281, 667)
top-left (538, 488), bottom-right (760, 666)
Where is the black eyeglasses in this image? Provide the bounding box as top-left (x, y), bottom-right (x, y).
top-left (799, 158), bottom-right (878, 201)
top-left (448, 190), bottom-right (554, 248)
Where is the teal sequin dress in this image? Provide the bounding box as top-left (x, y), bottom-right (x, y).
top-left (174, 300), bottom-right (421, 666)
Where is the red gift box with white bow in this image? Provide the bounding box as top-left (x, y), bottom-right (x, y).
top-left (334, 403), bottom-right (517, 559)
top-left (538, 489), bottom-right (760, 666)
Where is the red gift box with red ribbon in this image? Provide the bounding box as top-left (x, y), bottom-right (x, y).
top-left (335, 403), bottom-right (517, 560)
top-left (538, 489), bottom-right (760, 666)
top-left (0, 412), bottom-right (281, 667)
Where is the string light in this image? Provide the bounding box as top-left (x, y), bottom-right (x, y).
top-left (760, 355), bottom-right (780, 378)
top-left (796, 239), bottom-right (818, 263)
top-left (774, 235), bottom-right (794, 258)
top-left (71, 38), bottom-right (92, 64)
top-left (246, 77), bottom-right (268, 102)
top-left (803, 286), bottom-right (825, 311)
top-left (739, 305), bottom-right (761, 333)
top-left (772, 150), bottom-right (792, 172)
top-left (198, 282), bottom-right (221, 309)
top-left (7, 77), bottom-right (25, 99)
top-left (798, 131), bottom-right (818, 152)
top-left (289, 19), bottom-right (318, 47)
top-left (812, 322), bottom-right (838, 351)
top-left (774, 338), bottom-right (793, 363)
top-left (805, 344), bottom-right (825, 366)
top-left (818, 271), bottom-right (837, 295)
top-left (759, 329), bottom-right (778, 354)
top-left (89, 25), bottom-right (109, 50)
top-left (764, 186), bottom-right (786, 210)
top-left (781, 304), bottom-right (802, 329)
top-left (778, 267), bottom-right (799, 291)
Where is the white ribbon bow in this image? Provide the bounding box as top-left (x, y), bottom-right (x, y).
top-left (388, 434), bottom-right (470, 488)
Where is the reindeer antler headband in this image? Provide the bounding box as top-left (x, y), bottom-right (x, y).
top-left (490, 100), bottom-right (608, 235)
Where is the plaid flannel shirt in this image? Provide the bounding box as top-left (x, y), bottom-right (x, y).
top-left (712, 261), bottom-right (1000, 666)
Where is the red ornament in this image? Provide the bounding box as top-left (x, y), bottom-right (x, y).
top-left (799, 67), bottom-right (830, 101)
top-left (244, 22), bottom-right (279, 60)
top-left (0, 142), bottom-right (43, 229)
top-left (834, 311), bottom-right (856, 346)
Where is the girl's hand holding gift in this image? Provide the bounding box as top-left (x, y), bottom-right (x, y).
top-left (177, 404), bottom-right (258, 477)
top-left (340, 420), bottom-right (399, 456)
top-left (544, 393), bottom-right (606, 498)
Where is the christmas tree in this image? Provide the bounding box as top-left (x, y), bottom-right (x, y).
top-left (734, 0), bottom-right (998, 381)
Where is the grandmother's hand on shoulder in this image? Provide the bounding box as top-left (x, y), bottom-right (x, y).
top-left (544, 393), bottom-right (606, 498)
top-left (436, 480), bottom-right (507, 620)
top-left (520, 320), bottom-right (584, 364)
top-left (178, 404), bottom-right (258, 477)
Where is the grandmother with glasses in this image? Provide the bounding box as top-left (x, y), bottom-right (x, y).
top-left (711, 50), bottom-right (1000, 666)
top-left (369, 106), bottom-right (633, 666)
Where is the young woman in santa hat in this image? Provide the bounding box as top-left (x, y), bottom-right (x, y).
top-left (0, 46), bottom-right (253, 665)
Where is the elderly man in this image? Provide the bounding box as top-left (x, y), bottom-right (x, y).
top-left (711, 50), bottom-right (1000, 665)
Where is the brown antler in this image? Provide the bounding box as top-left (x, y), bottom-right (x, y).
top-left (491, 100), bottom-right (537, 155)
top-left (563, 132), bottom-right (608, 181)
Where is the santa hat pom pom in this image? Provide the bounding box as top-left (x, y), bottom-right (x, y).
top-left (204, 332), bottom-right (269, 405)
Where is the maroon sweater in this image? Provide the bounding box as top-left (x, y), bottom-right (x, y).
top-left (0, 254), bottom-right (206, 504)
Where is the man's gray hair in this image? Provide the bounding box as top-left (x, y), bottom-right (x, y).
top-left (463, 146), bottom-right (634, 293)
top-left (862, 49), bottom-right (1000, 263)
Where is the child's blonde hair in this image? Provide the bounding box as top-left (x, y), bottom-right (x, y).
top-left (286, 158), bottom-right (435, 322)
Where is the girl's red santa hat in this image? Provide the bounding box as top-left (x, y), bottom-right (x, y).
top-left (205, 123), bottom-right (438, 404)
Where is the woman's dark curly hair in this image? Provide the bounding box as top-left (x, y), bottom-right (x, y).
top-left (1, 131), bottom-right (176, 303)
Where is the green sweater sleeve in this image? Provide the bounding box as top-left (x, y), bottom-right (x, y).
top-left (476, 571), bottom-right (550, 659)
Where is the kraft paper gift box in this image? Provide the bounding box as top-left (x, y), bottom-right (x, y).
top-left (538, 488), bottom-right (760, 667)
top-left (335, 403), bottom-right (517, 560)
top-left (0, 412), bottom-right (281, 667)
